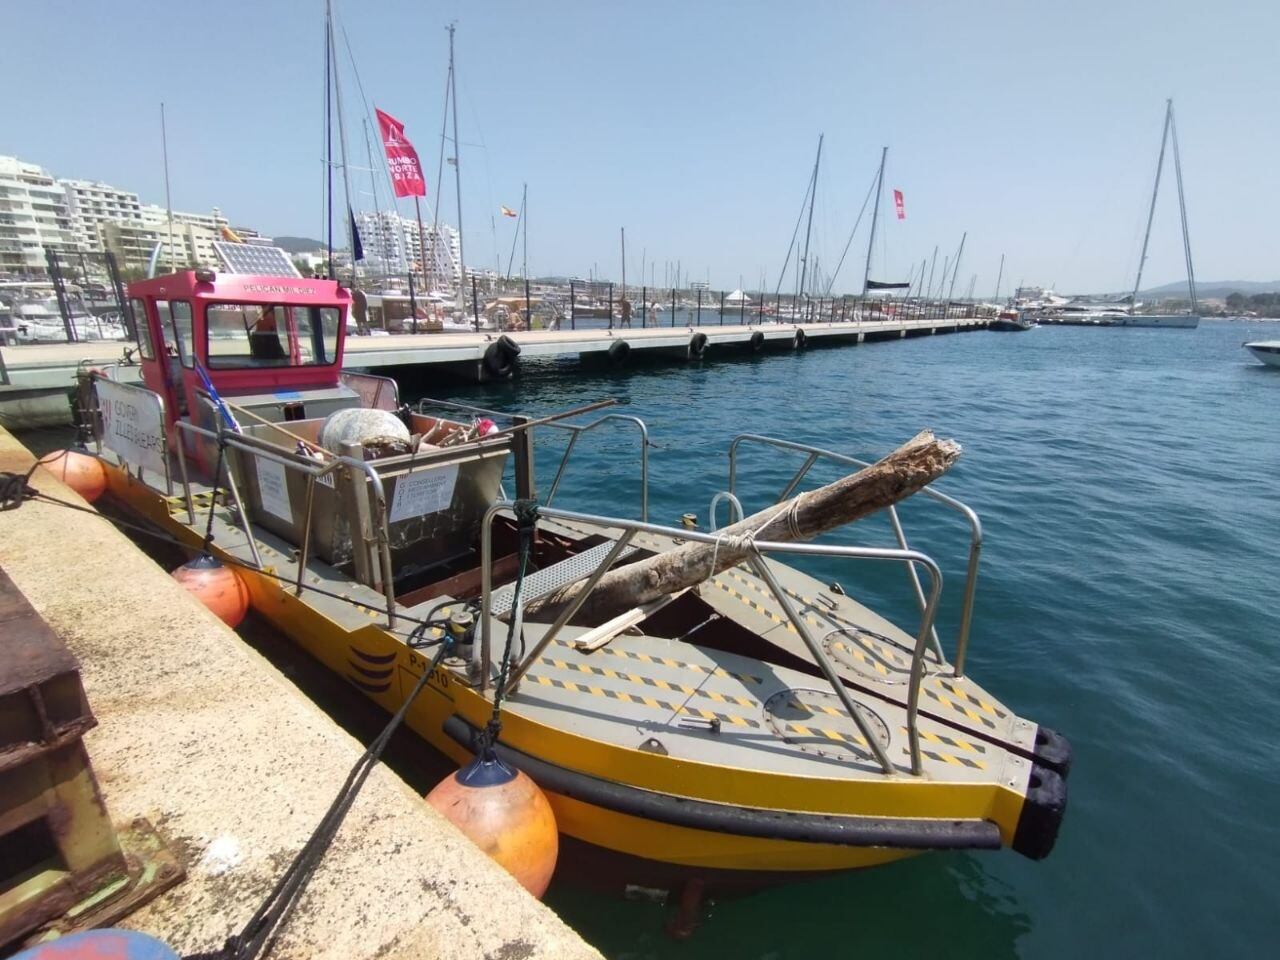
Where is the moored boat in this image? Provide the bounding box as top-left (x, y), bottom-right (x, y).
top-left (75, 266), bottom-right (1071, 879)
top-left (1244, 340), bottom-right (1280, 368)
top-left (990, 310), bottom-right (1034, 332)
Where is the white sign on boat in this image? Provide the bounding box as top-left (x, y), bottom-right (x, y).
top-left (389, 463), bottom-right (459, 522)
top-left (97, 379), bottom-right (167, 477)
top-left (255, 457), bottom-right (293, 522)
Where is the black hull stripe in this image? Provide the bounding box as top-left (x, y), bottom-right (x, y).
top-left (442, 716), bottom-right (1001, 852)
top-left (349, 646), bottom-right (397, 665)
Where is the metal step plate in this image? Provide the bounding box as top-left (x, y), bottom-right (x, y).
top-left (490, 540), bottom-right (638, 618)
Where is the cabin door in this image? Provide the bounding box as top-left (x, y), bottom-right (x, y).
top-left (130, 296), bottom-right (188, 433)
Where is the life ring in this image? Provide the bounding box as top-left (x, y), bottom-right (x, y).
top-left (483, 334), bottom-right (521, 379)
top-left (793, 329), bottom-right (807, 350)
top-left (689, 332), bottom-right (708, 360)
top-left (749, 331), bottom-right (764, 352)
top-left (607, 339), bottom-right (631, 363)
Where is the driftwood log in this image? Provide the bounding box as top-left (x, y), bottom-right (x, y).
top-left (528, 429), bottom-right (962, 624)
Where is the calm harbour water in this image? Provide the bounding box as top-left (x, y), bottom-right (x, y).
top-left (434, 319), bottom-right (1279, 959)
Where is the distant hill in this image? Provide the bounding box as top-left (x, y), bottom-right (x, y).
top-left (1140, 279), bottom-right (1280, 299)
top-left (273, 236), bottom-right (327, 254)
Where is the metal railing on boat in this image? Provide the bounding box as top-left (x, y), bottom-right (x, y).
top-left (173, 419), bottom-right (400, 628)
top-left (727, 434), bottom-right (983, 678)
top-left (477, 500), bottom-right (944, 777)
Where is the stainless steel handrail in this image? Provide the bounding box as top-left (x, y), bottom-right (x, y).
top-left (174, 420), bottom-right (398, 627)
top-left (477, 501), bottom-right (943, 776)
top-left (708, 490), bottom-right (744, 530)
top-left (542, 414), bottom-right (650, 521)
top-left (416, 397), bottom-right (651, 521)
top-left (727, 433), bottom-right (983, 677)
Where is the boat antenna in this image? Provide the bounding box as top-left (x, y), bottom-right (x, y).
top-left (160, 102), bottom-right (175, 271)
top-left (862, 146), bottom-right (887, 295)
top-left (1131, 99), bottom-right (1172, 307)
top-left (448, 23), bottom-right (466, 311)
top-left (323, 3), bottom-right (333, 280)
top-left (327, 4), bottom-right (358, 285)
top-left (1168, 100), bottom-right (1197, 313)
top-left (797, 134), bottom-right (823, 304)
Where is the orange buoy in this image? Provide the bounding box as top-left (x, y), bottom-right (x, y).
top-left (426, 754), bottom-right (559, 898)
top-left (172, 554), bottom-right (249, 628)
top-left (46, 449), bottom-right (106, 502)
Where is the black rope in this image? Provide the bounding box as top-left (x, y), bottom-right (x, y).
top-left (1, 451), bottom-right (74, 511)
top-left (201, 438), bottom-right (228, 553)
top-left (477, 497), bottom-right (538, 755)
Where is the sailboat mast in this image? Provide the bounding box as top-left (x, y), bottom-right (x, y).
top-left (993, 252), bottom-right (1005, 303)
top-left (946, 232), bottom-right (966, 305)
top-left (1131, 99), bottom-right (1173, 307)
top-left (797, 134), bottom-right (823, 303)
top-left (429, 50), bottom-right (451, 291)
top-left (862, 146), bottom-right (887, 295)
top-left (160, 102), bottom-right (176, 271)
top-left (327, 5), bottom-right (356, 281)
top-left (521, 183), bottom-right (528, 280)
top-left (1168, 102), bottom-right (1197, 312)
top-left (448, 23), bottom-right (466, 307)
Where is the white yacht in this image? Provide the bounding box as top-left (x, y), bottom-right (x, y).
top-left (1244, 341), bottom-right (1280, 368)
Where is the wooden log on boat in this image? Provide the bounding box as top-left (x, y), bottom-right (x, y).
top-left (528, 430), bottom-right (961, 623)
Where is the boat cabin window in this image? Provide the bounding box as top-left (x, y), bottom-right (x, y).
top-left (155, 299), bottom-right (186, 366)
top-left (204, 302), bottom-right (341, 369)
top-left (129, 297), bottom-right (154, 360)
top-left (169, 300), bottom-right (194, 368)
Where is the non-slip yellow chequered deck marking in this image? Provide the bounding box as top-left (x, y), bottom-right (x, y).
top-left (712, 571), bottom-right (913, 670)
top-left (781, 723), bottom-right (869, 749)
top-left (526, 673), bottom-right (761, 728)
top-left (541, 657), bottom-right (758, 707)
top-left (925, 687), bottom-right (997, 729)
top-left (830, 640), bottom-right (892, 676)
top-left (557, 637), bottom-right (766, 686)
top-left (906, 727), bottom-right (986, 754)
top-left (935, 679), bottom-right (1007, 718)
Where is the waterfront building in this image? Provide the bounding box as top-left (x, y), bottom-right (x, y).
top-left (353, 209), bottom-right (461, 289)
top-left (61, 179), bottom-right (145, 253)
top-left (0, 156), bottom-right (77, 276)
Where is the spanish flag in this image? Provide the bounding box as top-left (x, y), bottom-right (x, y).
top-left (500, 205), bottom-right (518, 218)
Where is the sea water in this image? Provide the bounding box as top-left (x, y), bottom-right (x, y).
top-left (435, 319), bottom-right (1279, 958)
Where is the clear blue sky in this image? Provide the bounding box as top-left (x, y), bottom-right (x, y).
top-left (4, 0), bottom-right (1276, 294)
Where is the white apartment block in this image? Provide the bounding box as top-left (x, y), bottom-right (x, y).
top-left (0, 156), bottom-right (77, 276)
top-left (353, 209), bottom-right (461, 288)
top-left (62, 179), bottom-right (144, 252)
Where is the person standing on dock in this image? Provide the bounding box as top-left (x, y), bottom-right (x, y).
top-left (619, 297), bottom-right (632, 328)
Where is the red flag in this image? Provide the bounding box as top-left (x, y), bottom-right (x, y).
top-left (893, 189), bottom-right (906, 220)
top-left (375, 108), bottom-right (427, 198)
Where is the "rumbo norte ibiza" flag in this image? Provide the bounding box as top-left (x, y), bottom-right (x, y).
top-left (893, 189), bottom-right (906, 220)
top-left (375, 107), bottom-right (427, 198)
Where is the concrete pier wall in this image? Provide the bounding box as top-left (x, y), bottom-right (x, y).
top-left (0, 427), bottom-right (601, 959)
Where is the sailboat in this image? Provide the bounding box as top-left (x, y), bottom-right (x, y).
top-left (1037, 100), bottom-right (1199, 329)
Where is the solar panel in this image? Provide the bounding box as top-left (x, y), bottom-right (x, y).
top-left (213, 242), bottom-right (300, 278)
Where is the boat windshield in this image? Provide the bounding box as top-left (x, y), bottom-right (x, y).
top-left (205, 302), bottom-right (341, 369)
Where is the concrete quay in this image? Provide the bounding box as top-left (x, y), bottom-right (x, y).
top-left (0, 315), bottom-right (986, 427)
top-left (0, 426), bottom-right (601, 959)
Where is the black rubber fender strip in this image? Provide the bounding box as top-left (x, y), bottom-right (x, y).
top-left (1011, 762), bottom-right (1067, 861)
top-left (1031, 725), bottom-right (1073, 777)
top-left (443, 715), bottom-right (1002, 851)
top-left (483, 334), bottom-right (521, 378)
